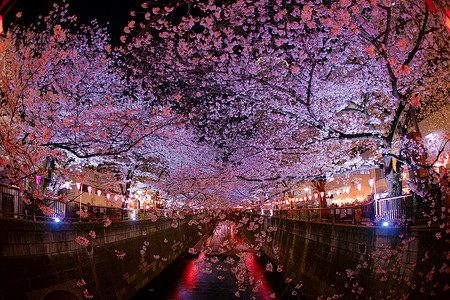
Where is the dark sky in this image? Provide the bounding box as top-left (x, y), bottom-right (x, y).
top-left (1, 0), bottom-right (142, 42)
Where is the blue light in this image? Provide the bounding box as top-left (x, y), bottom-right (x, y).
top-left (382, 221), bottom-right (389, 227)
top-left (54, 218), bottom-right (61, 223)
top-left (132, 217), bottom-right (136, 220)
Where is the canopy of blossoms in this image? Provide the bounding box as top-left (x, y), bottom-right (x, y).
top-left (1, 1), bottom-right (450, 299)
top-left (0, 0), bottom-right (448, 209)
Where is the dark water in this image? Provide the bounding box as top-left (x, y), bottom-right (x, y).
top-left (132, 222), bottom-right (303, 300)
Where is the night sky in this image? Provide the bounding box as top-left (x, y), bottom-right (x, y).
top-left (1, 0), bottom-right (142, 42)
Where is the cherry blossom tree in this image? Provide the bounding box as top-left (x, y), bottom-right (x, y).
top-left (0, 3), bottom-right (184, 213)
top-left (1, 2), bottom-right (448, 299)
top-left (2, 0), bottom-right (448, 212)
top-left (125, 0), bottom-right (449, 199)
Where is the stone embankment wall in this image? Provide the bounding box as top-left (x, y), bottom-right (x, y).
top-left (0, 216), bottom-right (208, 300)
top-left (242, 214), bottom-right (449, 300)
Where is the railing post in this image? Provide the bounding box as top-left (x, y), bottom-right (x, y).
top-left (375, 199), bottom-right (378, 218)
top-left (32, 198), bottom-right (36, 222)
top-left (352, 207), bottom-right (355, 224)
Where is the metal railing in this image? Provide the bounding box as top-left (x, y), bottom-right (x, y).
top-left (2, 181), bottom-right (445, 225)
top-left (256, 194), bottom-right (437, 225)
top-left (0, 183), bottom-right (165, 222)
top-left (260, 201), bottom-right (375, 224)
top-left (374, 194), bottom-right (414, 222)
top-left (0, 183), bottom-right (25, 219)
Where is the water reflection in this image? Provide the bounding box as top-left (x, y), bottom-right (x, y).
top-left (133, 221), bottom-right (302, 300)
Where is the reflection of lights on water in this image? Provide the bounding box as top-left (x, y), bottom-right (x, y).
top-left (166, 222), bottom-right (278, 299)
top-left (244, 252), bottom-right (272, 295)
top-left (172, 253), bottom-right (202, 298)
top-left (185, 253), bottom-right (203, 285)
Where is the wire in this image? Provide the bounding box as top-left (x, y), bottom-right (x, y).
top-left (0, 0), bottom-right (18, 16)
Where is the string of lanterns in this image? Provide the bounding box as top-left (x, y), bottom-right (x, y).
top-left (34, 175), bottom-right (163, 207)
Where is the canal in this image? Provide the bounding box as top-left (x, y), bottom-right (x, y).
top-left (132, 221), bottom-right (304, 299)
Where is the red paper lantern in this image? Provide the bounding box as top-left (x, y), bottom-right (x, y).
top-left (446, 11), bottom-right (450, 32)
top-left (424, 0), bottom-right (438, 14)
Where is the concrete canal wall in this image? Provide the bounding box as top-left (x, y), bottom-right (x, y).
top-left (242, 214), bottom-right (449, 300)
top-left (0, 216), bottom-right (208, 300)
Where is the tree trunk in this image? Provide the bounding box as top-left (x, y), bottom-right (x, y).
top-left (383, 155), bottom-right (396, 196)
top-left (394, 159), bottom-right (404, 196)
top-left (311, 178), bottom-right (326, 208)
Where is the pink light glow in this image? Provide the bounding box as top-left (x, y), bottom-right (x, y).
top-left (76, 182), bottom-right (82, 192)
top-left (171, 253), bottom-right (202, 299)
top-left (244, 252), bottom-right (275, 297)
top-left (97, 190), bottom-right (102, 197)
top-left (170, 222), bottom-right (278, 298)
top-left (87, 186), bottom-right (92, 195)
top-left (35, 175), bottom-right (41, 185)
